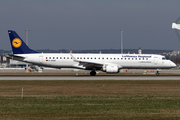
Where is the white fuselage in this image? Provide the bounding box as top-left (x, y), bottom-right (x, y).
top-left (14, 53), bottom-right (176, 71)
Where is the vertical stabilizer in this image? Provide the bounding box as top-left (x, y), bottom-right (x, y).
top-left (8, 30), bottom-right (38, 54)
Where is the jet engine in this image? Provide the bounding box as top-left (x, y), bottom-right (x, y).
top-left (103, 65), bottom-right (119, 73)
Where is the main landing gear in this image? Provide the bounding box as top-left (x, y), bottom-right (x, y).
top-left (90, 71), bottom-right (96, 76)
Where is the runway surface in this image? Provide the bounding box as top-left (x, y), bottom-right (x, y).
top-left (0, 75), bottom-right (180, 80)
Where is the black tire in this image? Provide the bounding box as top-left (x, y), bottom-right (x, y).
top-left (90, 71), bottom-right (96, 76)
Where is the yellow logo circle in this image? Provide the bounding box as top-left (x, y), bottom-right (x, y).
top-left (12, 38), bottom-right (22, 48)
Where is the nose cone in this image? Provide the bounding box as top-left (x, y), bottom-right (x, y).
top-left (170, 62), bottom-right (176, 68)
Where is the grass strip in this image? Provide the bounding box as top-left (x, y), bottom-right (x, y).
top-left (0, 80), bottom-right (180, 119)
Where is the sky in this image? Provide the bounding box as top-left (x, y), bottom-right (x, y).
top-left (0, 0), bottom-right (180, 51)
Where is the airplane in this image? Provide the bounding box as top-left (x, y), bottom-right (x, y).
top-left (172, 23), bottom-right (180, 30)
top-left (6, 30), bottom-right (176, 76)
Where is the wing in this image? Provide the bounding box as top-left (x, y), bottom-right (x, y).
top-left (70, 53), bottom-right (103, 69)
top-left (79, 60), bottom-right (103, 68)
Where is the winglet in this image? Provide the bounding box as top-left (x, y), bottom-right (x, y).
top-left (8, 30), bottom-right (38, 54)
top-left (69, 53), bottom-right (79, 62)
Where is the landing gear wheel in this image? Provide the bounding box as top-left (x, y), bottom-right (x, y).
top-left (156, 71), bottom-right (159, 76)
top-left (90, 71), bottom-right (96, 76)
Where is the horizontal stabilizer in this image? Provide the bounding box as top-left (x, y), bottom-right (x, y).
top-left (172, 23), bottom-right (180, 30)
top-left (5, 54), bottom-right (25, 61)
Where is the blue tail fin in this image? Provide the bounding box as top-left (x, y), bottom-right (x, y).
top-left (8, 30), bottom-right (38, 54)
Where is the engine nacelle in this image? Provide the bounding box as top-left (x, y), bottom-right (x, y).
top-left (103, 65), bottom-right (119, 73)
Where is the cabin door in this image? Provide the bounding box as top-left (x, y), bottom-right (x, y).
top-left (39, 55), bottom-right (43, 63)
top-left (154, 57), bottom-right (158, 65)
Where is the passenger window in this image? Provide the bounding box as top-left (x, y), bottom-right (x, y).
top-left (87, 57), bottom-right (89, 59)
top-left (114, 58), bottom-right (116, 60)
top-left (121, 58), bottom-right (123, 60)
top-left (49, 57), bottom-right (51, 59)
top-left (46, 57), bottom-right (48, 59)
top-left (56, 57), bottom-right (58, 59)
top-left (67, 57), bottom-right (69, 59)
top-left (60, 57), bottom-right (62, 59)
top-left (139, 58), bottom-right (141, 60)
top-left (132, 58), bottom-right (133, 60)
top-left (102, 58), bottom-right (104, 59)
top-left (128, 58), bottom-right (130, 60)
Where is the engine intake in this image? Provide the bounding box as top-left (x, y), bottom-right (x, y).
top-left (103, 65), bottom-right (119, 73)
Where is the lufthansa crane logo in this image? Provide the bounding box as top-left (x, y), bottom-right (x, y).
top-left (12, 38), bottom-right (22, 48)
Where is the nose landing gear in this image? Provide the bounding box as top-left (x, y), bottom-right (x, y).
top-left (156, 69), bottom-right (161, 76)
top-left (156, 71), bottom-right (159, 76)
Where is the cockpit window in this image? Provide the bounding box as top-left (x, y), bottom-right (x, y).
top-left (162, 57), bottom-right (168, 60)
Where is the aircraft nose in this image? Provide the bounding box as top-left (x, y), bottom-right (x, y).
top-left (170, 62), bottom-right (176, 68)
